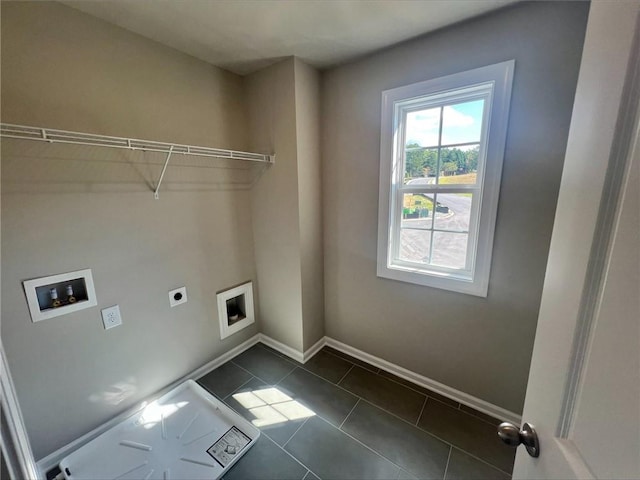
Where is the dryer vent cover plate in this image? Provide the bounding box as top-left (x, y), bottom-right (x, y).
top-left (59, 380), bottom-right (260, 480)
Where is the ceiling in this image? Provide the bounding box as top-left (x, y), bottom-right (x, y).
top-left (63, 0), bottom-right (519, 75)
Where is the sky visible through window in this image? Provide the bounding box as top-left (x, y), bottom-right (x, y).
top-left (405, 99), bottom-right (484, 148)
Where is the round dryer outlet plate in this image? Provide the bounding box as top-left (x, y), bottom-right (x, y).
top-left (169, 286), bottom-right (188, 307)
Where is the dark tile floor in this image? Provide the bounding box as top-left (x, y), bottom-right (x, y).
top-left (197, 343), bottom-right (515, 480)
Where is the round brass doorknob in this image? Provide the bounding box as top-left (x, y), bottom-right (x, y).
top-left (497, 422), bottom-right (540, 457)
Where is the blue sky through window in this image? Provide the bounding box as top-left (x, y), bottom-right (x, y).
top-left (406, 99), bottom-right (484, 148)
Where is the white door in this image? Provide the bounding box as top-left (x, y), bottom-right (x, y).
top-left (511, 2), bottom-right (640, 479)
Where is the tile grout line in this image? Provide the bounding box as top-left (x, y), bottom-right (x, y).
top-left (336, 399), bottom-right (446, 474)
top-left (377, 369), bottom-right (446, 397)
top-left (429, 395), bottom-right (501, 427)
top-left (228, 354), bottom-right (511, 476)
top-left (414, 399), bottom-right (513, 476)
top-left (282, 417), bottom-right (311, 449)
top-left (344, 396), bottom-right (511, 477)
top-left (261, 429), bottom-right (321, 480)
top-left (338, 398), bottom-right (361, 429)
top-left (316, 347), bottom-right (499, 427)
top-left (442, 446), bottom-right (453, 480)
top-left (456, 403), bottom-right (501, 427)
top-left (324, 347), bottom-right (501, 424)
top-left (296, 364), bottom-right (438, 440)
top-left (284, 364), bottom-right (455, 452)
top-left (231, 344), bottom-right (298, 382)
top-left (289, 363), bottom-right (363, 398)
top-left (395, 467), bottom-right (403, 480)
top-left (449, 445), bottom-right (513, 477)
top-left (324, 348), bottom-right (439, 396)
top-left (256, 343), bottom-right (302, 369)
top-left (336, 364), bottom-right (355, 385)
top-left (318, 354), bottom-right (443, 420)
top-left (276, 365), bottom-right (298, 384)
top-left (415, 395), bottom-right (428, 426)
top-left (331, 415), bottom-right (417, 478)
top-left (221, 376), bottom-right (256, 401)
top-left (254, 430), bottom-right (311, 472)
top-left (275, 366), bottom-right (298, 387)
top-left (229, 360), bottom-right (262, 379)
top-left (229, 359), bottom-right (280, 386)
top-left (322, 348), bottom-right (380, 373)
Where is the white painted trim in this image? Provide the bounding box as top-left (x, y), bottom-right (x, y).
top-left (257, 334), bottom-right (305, 363)
top-left (302, 337), bottom-right (326, 363)
top-left (0, 343), bottom-right (41, 479)
top-left (256, 334), bottom-right (326, 364)
top-left (324, 336), bottom-right (522, 424)
top-left (187, 335), bottom-right (261, 381)
top-left (36, 334), bottom-right (260, 475)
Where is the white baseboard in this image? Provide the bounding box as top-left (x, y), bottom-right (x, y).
top-left (36, 334), bottom-right (261, 476)
top-left (188, 335), bottom-right (261, 380)
top-left (302, 337), bottom-right (326, 362)
top-left (258, 334), bottom-right (305, 363)
top-left (323, 337), bottom-right (522, 425)
top-left (257, 334), bottom-right (326, 364)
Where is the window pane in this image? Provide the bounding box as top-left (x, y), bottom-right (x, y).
top-left (436, 145), bottom-right (479, 185)
top-left (401, 193), bottom-right (432, 228)
top-left (405, 107), bottom-right (440, 148)
top-left (441, 99), bottom-right (484, 145)
top-left (431, 232), bottom-right (469, 270)
top-left (404, 148), bottom-right (438, 184)
top-left (399, 229), bottom-right (431, 264)
top-left (433, 193), bottom-right (472, 232)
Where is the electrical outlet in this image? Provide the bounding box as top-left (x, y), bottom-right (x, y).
top-left (169, 286), bottom-right (188, 307)
top-left (101, 305), bottom-right (122, 330)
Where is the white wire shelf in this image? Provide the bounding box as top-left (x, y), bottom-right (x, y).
top-left (0, 123), bottom-right (274, 198)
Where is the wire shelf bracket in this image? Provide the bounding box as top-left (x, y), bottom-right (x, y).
top-left (0, 123), bottom-right (275, 199)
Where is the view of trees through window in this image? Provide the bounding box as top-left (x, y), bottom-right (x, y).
top-left (397, 99), bottom-right (485, 270)
top-left (404, 144), bottom-right (479, 180)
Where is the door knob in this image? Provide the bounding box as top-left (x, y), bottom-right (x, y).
top-left (497, 422), bottom-right (540, 457)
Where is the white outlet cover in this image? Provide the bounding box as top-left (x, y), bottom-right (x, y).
top-left (169, 287), bottom-right (188, 307)
top-left (101, 305), bottom-right (122, 330)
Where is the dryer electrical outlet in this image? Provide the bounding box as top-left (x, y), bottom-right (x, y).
top-left (169, 286), bottom-right (188, 307)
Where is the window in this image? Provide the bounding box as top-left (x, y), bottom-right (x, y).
top-left (377, 61), bottom-right (514, 296)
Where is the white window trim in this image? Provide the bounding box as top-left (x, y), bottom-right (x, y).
top-left (377, 60), bottom-right (515, 297)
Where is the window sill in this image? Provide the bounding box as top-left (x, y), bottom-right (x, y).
top-left (377, 264), bottom-right (488, 297)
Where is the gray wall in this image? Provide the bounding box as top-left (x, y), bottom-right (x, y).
top-left (244, 58), bottom-right (324, 353)
top-left (294, 59), bottom-right (325, 351)
top-left (1, 2), bottom-right (258, 459)
top-left (245, 59), bottom-right (305, 351)
top-left (321, 1), bottom-right (589, 414)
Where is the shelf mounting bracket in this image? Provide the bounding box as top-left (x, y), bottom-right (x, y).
top-left (154, 145), bottom-right (174, 200)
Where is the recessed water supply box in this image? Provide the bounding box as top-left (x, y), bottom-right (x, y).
top-left (23, 269), bottom-right (97, 322)
top-left (217, 282), bottom-right (255, 339)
